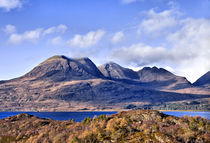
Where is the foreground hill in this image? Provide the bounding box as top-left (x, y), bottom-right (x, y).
top-left (0, 110), bottom-right (209, 143)
top-left (0, 55), bottom-right (209, 111)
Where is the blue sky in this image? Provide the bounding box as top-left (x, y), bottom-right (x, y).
top-left (0, 0), bottom-right (210, 82)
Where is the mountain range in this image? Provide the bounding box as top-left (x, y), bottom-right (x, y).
top-left (0, 55), bottom-right (209, 111)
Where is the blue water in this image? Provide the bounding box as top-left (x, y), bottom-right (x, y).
top-left (0, 111), bottom-right (209, 122)
top-left (162, 111), bottom-right (210, 119)
top-left (0, 111), bottom-right (117, 122)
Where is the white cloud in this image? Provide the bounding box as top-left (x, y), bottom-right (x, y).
top-left (3, 24), bottom-right (16, 34)
top-left (43, 24), bottom-right (68, 36)
top-left (6, 24), bottom-right (68, 44)
top-left (0, 0), bottom-right (22, 11)
top-left (50, 36), bottom-right (63, 45)
top-left (138, 9), bottom-right (178, 34)
top-left (67, 29), bottom-right (105, 48)
top-left (112, 31), bottom-right (124, 43)
top-left (121, 0), bottom-right (143, 4)
top-left (167, 18), bottom-right (210, 82)
top-left (111, 43), bottom-right (170, 66)
top-left (122, 0), bottom-right (137, 4)
top-left (8, 28), bottom-right (43, 44)
top-left (164, 66), bottom-right (174, 73)
top-left (111, 17), bottom-right (210, 82)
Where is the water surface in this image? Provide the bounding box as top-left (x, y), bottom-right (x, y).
top-left (0, 111), bottom-right (117, 122)
top-left (0, 111), bottom-right (209, 122)
top-left (162, 111), bottom-right (210, 119)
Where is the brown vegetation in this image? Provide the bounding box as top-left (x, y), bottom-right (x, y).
top-left (0, 110), bottom-right (209, 143)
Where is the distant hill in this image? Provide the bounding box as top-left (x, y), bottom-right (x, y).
top-left (0, 55), bottom-right (209, 111)
top-left (193, 71), bottom-right (210, 88)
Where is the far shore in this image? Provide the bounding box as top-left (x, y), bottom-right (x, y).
top-left (158, 110), bottom-right (210, 112)
top-left (0, 109), bottom-right (209, 112)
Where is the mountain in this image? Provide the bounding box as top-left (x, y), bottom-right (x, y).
top-left (22, 55), bottom-right (104, 82)
top-left (99, 64), bottom-right (191, 89)
top-left (0, 55), bottom-right (209, 111)
top-left (138, 66), bottom-right (175, 82)
top-left (137, 67), bottom-right (191, 89)
top-left (193, 71), bottom-right (210, 88)
top-left (98, 62), bottom-right (139, 80)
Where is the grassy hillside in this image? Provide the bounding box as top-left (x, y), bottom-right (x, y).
top-left (0, 110), bottom-right (209, 143)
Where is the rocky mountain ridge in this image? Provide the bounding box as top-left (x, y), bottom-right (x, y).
top-left (0, 55), bottom-right (209, 111)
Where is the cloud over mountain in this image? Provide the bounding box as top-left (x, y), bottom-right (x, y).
top-left (110, 8), bottom-right (210, 82)
top-left (67, 29), bottom-right (105, 48)
top-left (112, 31), bottom-right (124, 44)
top-left (138, 8), bottom-right (179, 35)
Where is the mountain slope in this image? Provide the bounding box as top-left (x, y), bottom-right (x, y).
top-left (137, 67), bottom-right (191, 89)
top-left (98, 62), bottom-right (139, 80)
top-left (193, 71), bottom-right (210, 88)
top-left (0, 55), bottom-right (209, 111)
top-left (22, 55), bottom-right (104, 82)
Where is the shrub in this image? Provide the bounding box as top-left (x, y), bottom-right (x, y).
top-left (81, 117), bottom-right (92, 125)
top-left (95, 114), bottom-right (107, 121)
top-left (71, 136), bottom-right (79, 143)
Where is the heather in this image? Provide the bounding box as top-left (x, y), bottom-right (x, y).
top-left (0, 110), bottom-right (209, 143)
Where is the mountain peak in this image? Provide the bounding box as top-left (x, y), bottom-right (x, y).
top-left (141, 66), bottom-right (172, 75)
top-left (137, 66), bottom-right (191, 89)
top-left (76, 57), bottom-right (91, 60)
top-left (152, 66), bottom-right (158, 69)
top-left (23, 55), bottom-right (103, 81)
top-left (193, 71), bottom-right (210, 88)
top-left (47, 55), bottom-right (70, 61)
top-left (49, 55), bottom-right (68, 59)
top-left (98, 62), bottom-right (139, 80)
top-left (138, 67), bottom-right (173, 82)
top-left (39, 55), bottom-right (70, 66)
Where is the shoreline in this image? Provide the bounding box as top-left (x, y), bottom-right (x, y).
top-left (158, 110), bottom-right (210, 112)
top-left (0, 109), bottom-right (209, 112)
